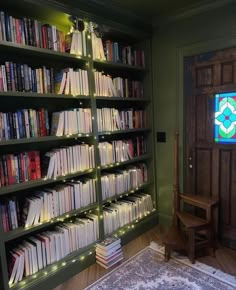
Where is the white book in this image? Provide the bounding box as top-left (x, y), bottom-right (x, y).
top-left (28, 237), bottom-right (43, 270)
top-left (45, 152), bottom-right (56, 179)
top-left (82, 30), bottom-right (87, 56)
top-left (58, 72), bottom-right (67, 95)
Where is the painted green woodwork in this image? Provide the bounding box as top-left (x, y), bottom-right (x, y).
top-left (0, 1), bottom-right (156, 290)
top-left (152, 2), bottom-right (236, 226)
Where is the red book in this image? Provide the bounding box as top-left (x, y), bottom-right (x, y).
top-left (0, 158), bottom-right (5, 186)
top-left (6, 154), bottom-right (14, 185)
top-left (41, 26), bottom-right (47, 49)
top-left (27, 151), bottom-right (36, 180)
top-left (15, 18), bottom-right (21, 44)
top-left (34, 151), bottom-right (41, 179)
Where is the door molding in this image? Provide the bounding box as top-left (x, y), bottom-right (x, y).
top-left (177, 34), bottom-right (236, 191)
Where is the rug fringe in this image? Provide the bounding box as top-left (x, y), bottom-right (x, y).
top-left (149, 241), bottom-right (236, 288)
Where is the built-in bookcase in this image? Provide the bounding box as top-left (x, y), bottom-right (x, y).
top-left (0, 1), bottom-right (157, 290)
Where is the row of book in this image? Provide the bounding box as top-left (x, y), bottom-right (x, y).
top-left (91, 32), bottom-right (106, 60)
top-left (98, 137), bottom-right (147, 166)
top-left (0, 11), bottom-right (66, 52)
top-left (66, 31), bottom-right (87, 56)
top-left (8, 214), bottom-right (99, 285)
top-left (0, 62), bottom-right (54, 93)
top-left (55, 68), bottom-right (89, 96)
top-left (1, 178), bottom-right (96, 231)
top-left (91, 33), bottom-right (145, 67)
top-left (51, 108), bottom-right (92, 136)
top-left (103, 40), bottom-right (145, 67)
top-left (97, 108), bottom-right (146, 132)
top-left (0, 107), bottom-right (92, 141)
top-left (0, 151), bottom-right (41, 187)
top-left (96, 237), bottom-right (123, 269)
top-left (94, 71), bottom-right (144, 98)
top-left (103, 193), bottom-right (153, 235)
top-left (101, 163), bottom-right (148, 200)
top-left (0, 109), bottom-right (49, 140)
top-left (0, 61), bottom-right (144, 97)
top-left (42, 144), bottom-right (95, 179)
top-left (113, 77), bottom-right (144, 98)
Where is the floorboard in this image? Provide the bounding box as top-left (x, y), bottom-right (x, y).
top-left (54, 225), bottom-right (236, 290)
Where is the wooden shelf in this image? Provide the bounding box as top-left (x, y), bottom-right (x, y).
top-left (95, 96), bottom-right (150, 102)
top-left (2, 203), bottom-right (98, 242)
top-left (9, 242), bottom-right (97, 290)
top-left (0, 169), bottom-right (95, 195)
top-left (0, 92), bottom-right (91, 99)
top-left (0, 2), bottom-right (155, 290)
top-left (0, 134), bottom-right (94, 146)
top-left (102, 182), bottom-right (152, 204)
top-left (100, 154), bottom-right (151, 170)
top-left (0, 40), bottom-right (88, 63)
top-left (105, 210), bottom-right (158, 239)
top-left (98, 128), bottom-right (150, 136)
top-left (93, 59), bottom-right (146, 72)
top-left (8, 213), bottom-right (158, 290)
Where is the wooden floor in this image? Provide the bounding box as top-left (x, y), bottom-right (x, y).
top-left (54, 225), bottom-right (236, 290)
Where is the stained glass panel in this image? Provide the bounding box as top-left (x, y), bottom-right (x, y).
top-left (214, 92), bottom-right (236, 143)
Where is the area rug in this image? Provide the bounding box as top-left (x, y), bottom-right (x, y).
top-left (85, 242), bottom-right (236, 290)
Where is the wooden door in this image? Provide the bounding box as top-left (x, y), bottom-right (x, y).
top-left (185, 47), bottom-right (236, 249)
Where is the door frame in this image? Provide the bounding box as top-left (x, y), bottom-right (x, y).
top-left (177, 36), bottom-right (236, 191)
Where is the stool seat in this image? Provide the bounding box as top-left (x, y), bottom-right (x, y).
top-left (177, 211), bottom-right (209, 229)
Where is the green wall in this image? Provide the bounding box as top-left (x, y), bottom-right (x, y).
top-left (152, 3), bottom-right (236, 225)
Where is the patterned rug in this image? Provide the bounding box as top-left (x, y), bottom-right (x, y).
top-left (85, 242), bottom-right (236, 290)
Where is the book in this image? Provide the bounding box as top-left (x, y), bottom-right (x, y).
top-left (96, 255), bottom-right (123, 269)
top-left (96, 237), bottom-right (121, 251)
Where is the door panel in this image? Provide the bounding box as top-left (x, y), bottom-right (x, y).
top-left (185, 47), bottom-right (236, 248)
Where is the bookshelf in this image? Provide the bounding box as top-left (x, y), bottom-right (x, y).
top-left (0, 1), bottom-right (157, 290)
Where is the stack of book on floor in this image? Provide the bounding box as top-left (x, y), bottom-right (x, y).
top-left (96, 237), bottom-right (123, 269)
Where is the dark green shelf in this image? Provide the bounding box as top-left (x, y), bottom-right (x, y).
top-left (0, 169), bottom-right (95, 195)
top-left (9, 213), bottom-right (158, 290)
top-left (0, 91), bottom-right (91, 99)
top-left (105, 210), bottom-right (158, 239)
top-left (102, 182), bottom-right (152, 204)
top-left (98, 128), bottom-right (150, 136)
top-left (0, 133), bottom-right (94, 146)
top-left (0, 40), bottom-right (88, 63)
top-left (2, 203), bottom-right (98, 242)
top-left (95, 96), bottom-right (150, 102)
top-left (100, 154), bottom-right (151, 170)
top-left (93, 59), bottom-right (146, 72)
top-left (10, 241), bottom-right (97, 290)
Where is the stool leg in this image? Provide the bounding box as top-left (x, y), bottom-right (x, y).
top-left (209, 223), bottom-right (217, 257)
top-left (188, 229), bottom-right (195, 264)
top-left (164, 245), bottom-right (171, 262)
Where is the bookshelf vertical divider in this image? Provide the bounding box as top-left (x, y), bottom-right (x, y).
top-left (0, 1), bottom-right (158, 290)
top-left (86, 33), bottom-right (105, 239)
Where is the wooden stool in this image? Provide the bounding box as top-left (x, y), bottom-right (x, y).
top-left (163, 225), bottom-right (187, 261)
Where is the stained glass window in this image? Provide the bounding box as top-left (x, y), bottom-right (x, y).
top-left (214, 92), bottom-right (236, 143)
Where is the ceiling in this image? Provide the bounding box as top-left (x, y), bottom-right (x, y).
top-left (108, 0), bottom-right (227, 22)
